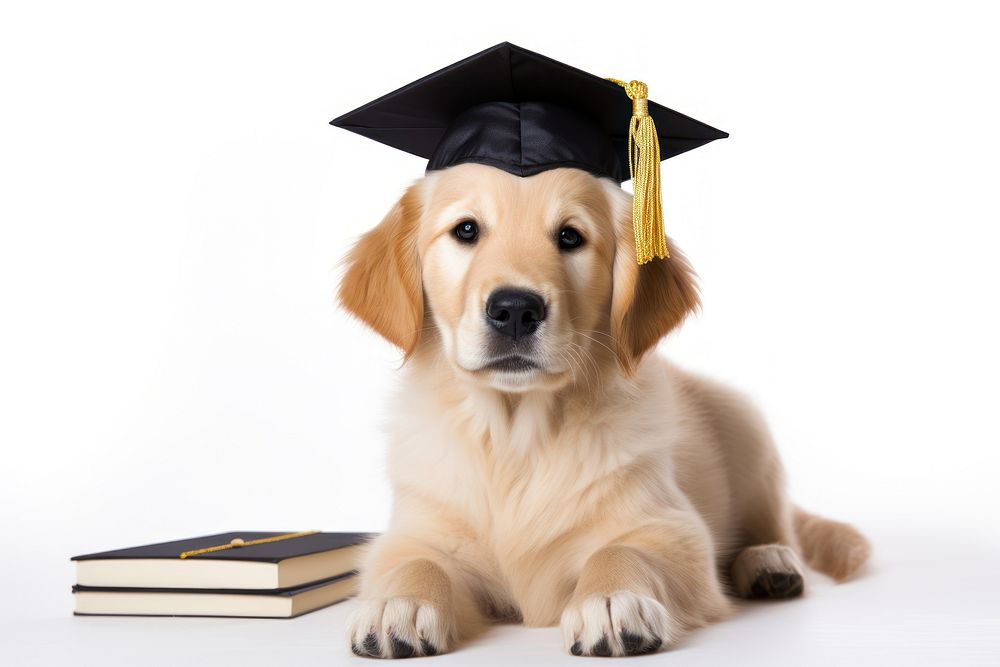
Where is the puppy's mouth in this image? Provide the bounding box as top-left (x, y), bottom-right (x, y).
top-left (458, 350), bottom-right (569, 392)
top-left (477, 355), bottom-right (542, 373)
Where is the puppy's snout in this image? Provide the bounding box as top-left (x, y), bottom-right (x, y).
top-left (485, 288), bottom-right (546, 340)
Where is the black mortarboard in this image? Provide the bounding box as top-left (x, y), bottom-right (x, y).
top-left (331, 42), bottom-right (727, 263)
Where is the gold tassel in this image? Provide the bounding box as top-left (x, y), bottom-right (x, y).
top-left (606, 78), bottom-right (668, 263)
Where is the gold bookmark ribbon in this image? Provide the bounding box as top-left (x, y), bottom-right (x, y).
top-left (606, 77), bottom-right (669, 264)
top-left (179, 530), bottom-right (320, 559)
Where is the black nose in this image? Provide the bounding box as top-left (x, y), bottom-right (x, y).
top-left (485, 288), bottom-right (547, 340)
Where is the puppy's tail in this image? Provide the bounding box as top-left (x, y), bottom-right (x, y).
top-left (792, 507), bottom-right (871, 581)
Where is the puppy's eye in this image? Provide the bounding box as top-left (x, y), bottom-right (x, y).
top-left (453, 220), bottom-right (479, 244)
top-left (557, 226), bottom-right (584, 251)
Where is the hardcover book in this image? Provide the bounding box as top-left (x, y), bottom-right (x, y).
top-left (72, 531), bottom-right (369, 590)
top-left (73, 572), bottom-right (357, 618)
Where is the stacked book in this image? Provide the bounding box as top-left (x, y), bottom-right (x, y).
top-left (71, 531), bottom-right (368, 618)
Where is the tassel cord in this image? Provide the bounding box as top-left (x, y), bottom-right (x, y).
top-left (606, 78), bottom-right (669, 263)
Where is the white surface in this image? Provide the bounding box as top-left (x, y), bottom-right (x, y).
top-left (8, 521), bottom-right (1000, 665)
top-left (2, 1), bottom-right (999, 664)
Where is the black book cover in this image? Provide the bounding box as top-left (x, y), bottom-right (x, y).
top-left (72, 532), bottom-right (371, 562)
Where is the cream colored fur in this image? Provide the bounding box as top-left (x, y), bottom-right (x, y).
top-left (339, 164), bottom-right (870, 658)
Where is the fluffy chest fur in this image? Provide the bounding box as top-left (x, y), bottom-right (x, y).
top-left (382, 355), bottom-right (698, 624)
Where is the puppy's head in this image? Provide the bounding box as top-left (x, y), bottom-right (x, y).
top-left (339, 164), bottom-right (699, 392)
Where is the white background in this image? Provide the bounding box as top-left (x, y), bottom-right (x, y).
top-left (2, 1), bottom-right (999, 664)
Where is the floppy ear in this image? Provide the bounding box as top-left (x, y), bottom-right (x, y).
top-left (610, 202), bottom-right (701, 375)
top-left (338, 184), bottom-right (425, 356)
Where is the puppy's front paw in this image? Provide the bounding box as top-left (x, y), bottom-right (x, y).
top-left (560, 590), bottom-right (675, 657)
top-left (348, 597), bottom-right (450, 659)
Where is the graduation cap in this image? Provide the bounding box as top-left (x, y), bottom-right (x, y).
top-left (331, 42), bottom-right (727, 264)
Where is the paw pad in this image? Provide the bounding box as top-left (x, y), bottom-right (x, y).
top-left (750, 570), bottom-right (804, 599)
top-left (620, 630), bottom-right (662, 655)
top-left (419, 638), bottom-right (437, 656)
top-left (351, 632), bottom-right (380, 657)
top-left (389, 635), bottom-right (414, 659)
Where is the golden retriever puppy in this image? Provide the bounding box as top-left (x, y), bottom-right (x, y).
top-left (340, 163), bottom-right (869, 658)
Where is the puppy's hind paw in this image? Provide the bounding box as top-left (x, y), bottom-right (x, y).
top-left (561, 590), bottom-right (675, 657)
top-left (732, 544), bottom-right (806, 600)
top-left (347, 597), bottom-right (450, 658)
